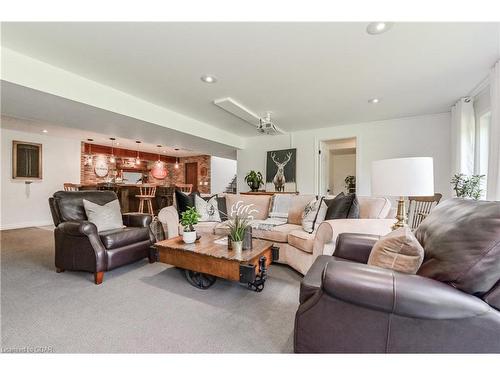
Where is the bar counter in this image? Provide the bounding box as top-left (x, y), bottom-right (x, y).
top-left (79, 183), bottom-right (174, 213)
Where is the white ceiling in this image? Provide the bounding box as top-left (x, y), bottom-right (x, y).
top-left (2, 22), bottom-right (500, 136)
top-left (0, 81), bottom-right (237, 159)
top-left (0, 115), bottom-right (201, 158)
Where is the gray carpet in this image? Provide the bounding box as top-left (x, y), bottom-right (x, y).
top-left (1, 227), bottom-right (302, 353)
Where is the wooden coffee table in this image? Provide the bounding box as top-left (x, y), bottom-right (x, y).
top-left (155, 234), bottom-right (279, 292)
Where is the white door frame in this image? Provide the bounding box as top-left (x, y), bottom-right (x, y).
top-left (314, 135), bottom-right (359, 196)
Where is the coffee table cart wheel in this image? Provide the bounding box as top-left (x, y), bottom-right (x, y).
top-left (184, 270), bottom-right (217, 289)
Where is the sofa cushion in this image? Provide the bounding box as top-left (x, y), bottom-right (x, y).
top-left (368, 227), bottom-right (424, 274)
top-left (83, 198), bottom-right (124, 232)
top-left (324, 193), bottom-right (359, 220)
top-left (225, 194), bottom-right (271, 220)
top-left (253, 224), bottom-right (302, 243)
top-left (195, 195), bottom-right (221, 222)
top-left (358, 196), bottom-right (391, 219)
top-left (288, 229), bottom-right (316, 254)
top-left (99, 226), bottom-right (151, 250)
top-left (174, 190), bottom-right (197, 215)
top-left (415, 198), bottom-right (500, 295)
top-left (288, 194), bottom-right (316, 225)
top-left (302, 197), bottom-right (328, 233)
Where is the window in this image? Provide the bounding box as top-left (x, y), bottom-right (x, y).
top-left (476, 111), bottom-right (491, 198)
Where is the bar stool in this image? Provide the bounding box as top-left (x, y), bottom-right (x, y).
top-left (63, 183), bottom-right (81, 191)
top-left (136, 184), bottom-right (157, 214)
top-left (175, 183), bottom-right (193, 194)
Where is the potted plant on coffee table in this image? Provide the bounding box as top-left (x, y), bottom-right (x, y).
top-left (244, 170), bottom-right (264, 192)
top-left (226, 212), bottom-right (251, 253)
top-left (180, 207), bottom-right (201, 244)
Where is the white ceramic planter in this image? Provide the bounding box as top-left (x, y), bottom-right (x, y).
top-left (231, 240), bottom-right (243, 253)
top-left (183, 231), bottom-right (197, 244)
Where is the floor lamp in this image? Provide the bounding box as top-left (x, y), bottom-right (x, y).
top-left (371, 157), bottom-right (434, 230)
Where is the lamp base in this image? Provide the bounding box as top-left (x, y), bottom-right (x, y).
top-left (392, 197), bottom-right (408, 230)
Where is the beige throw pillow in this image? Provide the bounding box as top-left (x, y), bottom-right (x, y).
top-left (368, 227), bottom-right (424, 274)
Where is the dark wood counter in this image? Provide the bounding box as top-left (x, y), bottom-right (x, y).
top-left (79, 184), bottom-right (174, 214)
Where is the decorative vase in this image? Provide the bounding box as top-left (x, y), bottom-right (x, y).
top-left (183, 230), bottom-right (197, 244)
top-left (242, 227), bottom-right (253, 250)
top-left (231, 240), bottom-right (243, 253)
top-left (250, 181), bottom-right (260, 192)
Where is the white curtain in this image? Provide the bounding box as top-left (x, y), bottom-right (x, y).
top-left (487, 60), bottom-right (500, 201)
top-left (450, 97), bottom-right (476, 176)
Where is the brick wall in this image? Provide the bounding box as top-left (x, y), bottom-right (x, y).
top-left (80, 142), bottom-right (211, 193)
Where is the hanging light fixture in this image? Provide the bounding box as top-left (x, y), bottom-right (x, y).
top-left (84, 138), bottom-right (94, 166)
top-left (135, 140), bottom-right (141, 165)
top-left (109, 137), bottom-right (116, 163)
top-left (174, 147), bottom-right (180, 169)
top-left (151, 145), bottom-right (167, 180)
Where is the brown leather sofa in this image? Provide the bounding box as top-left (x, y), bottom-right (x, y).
top-left (295, 198), bottom-right (500, 353)
top-left (49, 191), bottom-right (156, 284)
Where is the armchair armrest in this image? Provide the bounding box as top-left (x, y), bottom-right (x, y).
top-left (313, 218), bottom-right (395, 257)
top-left (334, 233), bottom-right (379, 263)
top-left (55, 221), bottom-right (106, 272)
top-left (58, 221), bottom-right (99, 236)
top-left (122, 213), bottom-right (152, 228)
top-left (158, 206), bottom-right (180, 239)
top-left (322, 261), bottom-right (490, 319)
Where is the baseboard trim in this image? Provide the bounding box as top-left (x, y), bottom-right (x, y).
top-left (0, 220), bottom-right (53, 231)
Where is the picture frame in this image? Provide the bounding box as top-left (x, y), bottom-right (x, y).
top-left (12, 140), bottom-right (43, 180)
top-left (265, 148), bottom-right (297, 192)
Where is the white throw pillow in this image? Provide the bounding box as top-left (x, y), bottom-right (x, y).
top-left (302, 197), bottom-right (328, 233)
top-left (83, 199), bottom-right (124, 232)
top-left (195, 194), bottom-right (221, 222)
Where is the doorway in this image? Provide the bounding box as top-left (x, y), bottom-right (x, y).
top-left (319, 137), bottom-right (357, 196)
top-left (185, 162), bottom-right (198, 192)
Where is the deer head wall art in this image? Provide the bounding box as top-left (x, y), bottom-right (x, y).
top-left (265, 148), bottom-right (297, 192)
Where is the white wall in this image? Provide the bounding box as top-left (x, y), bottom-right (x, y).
top-left (1, 126), bottom-right (81, 229)
top-left (329, 152), bottom-right (356, 195)
top-left (237, 112), bottom-right (451, 196)
top-left (211, 156), bottom-right (237, 194)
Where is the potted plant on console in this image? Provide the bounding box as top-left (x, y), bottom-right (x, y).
top-left (227, 212), bottom-right (251, 253)
top-left (244, 170), bottom-right (264, 192)
top-left (180, 207), bottom-right (200, 244)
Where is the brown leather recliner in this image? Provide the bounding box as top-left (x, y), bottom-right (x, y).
top-left (49, 191), bottom-right (156, 284)
top-left (295, 198), bottom-right (500, 353)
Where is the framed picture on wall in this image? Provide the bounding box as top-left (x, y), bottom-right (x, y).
top-left (12, 140), bottom-right (43, 180)
top-left (266, 148), bottom-right (297, 192)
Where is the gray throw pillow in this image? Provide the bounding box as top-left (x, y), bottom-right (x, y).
top-left (368, 227), bottom-right (424, 274)
top-left (83, 199), bottom-right (124, 232)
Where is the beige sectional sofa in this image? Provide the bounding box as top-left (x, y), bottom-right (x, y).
top-left (158, 193), bottom-right (395, 275)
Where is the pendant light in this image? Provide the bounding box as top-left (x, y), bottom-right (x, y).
top-left (174, 147), bottom-right (180, 169)
top-left (109, 137), bottom-right (116, 163)
top-left (135, 140), bottom-right (141, 165)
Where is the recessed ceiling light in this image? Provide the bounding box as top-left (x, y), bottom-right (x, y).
top-left (368, 98), bottom-right (380, 104)
top-left (366, 22), bottom-right (393, 35)
top-left (174, 148), bottom-right (180, 151)
top-left (42, 129), bottom-right (48, 133)
top-left (200, 74), bottom-right (217, 83)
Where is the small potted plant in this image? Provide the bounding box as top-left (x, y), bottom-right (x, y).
top-left (180, 207), bottom-right (200, 244)
top-left (244, 170), bottom-right (264, 192)
top-left (450, 173), bottom-right (485, 200)
top-left (344, 175), bottom-right (356, 194)
top-left (226, 212), bottom-right (251, 253)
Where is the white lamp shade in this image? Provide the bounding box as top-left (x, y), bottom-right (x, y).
top-left (371, 157), bottom-right (434, 197)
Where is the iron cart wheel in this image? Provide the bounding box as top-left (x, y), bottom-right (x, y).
top-left (184, 270), bottom-right (217, 289)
